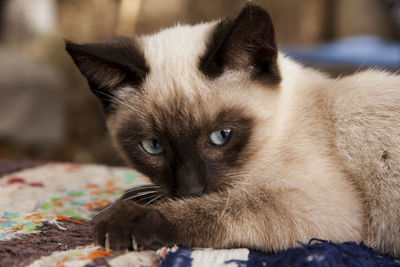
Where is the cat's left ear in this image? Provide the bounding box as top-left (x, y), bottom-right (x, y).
top-left (65, 37), bottom-right (149, 110)
top-left (199, 4), bottom-right (280, 85)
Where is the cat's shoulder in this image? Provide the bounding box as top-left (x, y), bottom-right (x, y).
top-left (338, 69), bottom-right (400, 88)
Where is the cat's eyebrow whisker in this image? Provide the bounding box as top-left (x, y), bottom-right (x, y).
top-left (95, 90), bottom-right (150, 119)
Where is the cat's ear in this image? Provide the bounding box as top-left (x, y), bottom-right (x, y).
top-left (199, 4), bottom-right (280, 84)
top-left (65, 37), bottom-right (149, 109)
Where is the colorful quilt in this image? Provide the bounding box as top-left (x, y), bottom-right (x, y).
top-left (0, 161), bottom-right (398, 266)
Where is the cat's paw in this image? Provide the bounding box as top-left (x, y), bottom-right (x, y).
top-left (93, 200), bottom-right (175, 250)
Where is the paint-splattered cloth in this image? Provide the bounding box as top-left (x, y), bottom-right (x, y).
top-left (0, 162), bottom-right (168, 266)
top-left (0, 162), bottom-right (398, 266)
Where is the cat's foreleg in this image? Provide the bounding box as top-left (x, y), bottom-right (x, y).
top-left (93, 185), bottom-right (362, 251)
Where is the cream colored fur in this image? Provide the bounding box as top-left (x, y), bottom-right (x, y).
top-left (107, 22), bottom-right (400, 256)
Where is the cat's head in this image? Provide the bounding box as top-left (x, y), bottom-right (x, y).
top-left (66, 4), bottom-right (281, 198)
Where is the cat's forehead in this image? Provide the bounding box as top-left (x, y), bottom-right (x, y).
top-left (140, 22), bottom-right (214, 74)
top-left (113, 19), bottom-right (275, 131)
top-left (139, 22), bottom-right (216, 96)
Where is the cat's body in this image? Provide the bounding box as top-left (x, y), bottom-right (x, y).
top-left (66, 5), bottom-right (400, 256)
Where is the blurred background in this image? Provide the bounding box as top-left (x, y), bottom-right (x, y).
top-left (0, 0), bottom-right (399, 166)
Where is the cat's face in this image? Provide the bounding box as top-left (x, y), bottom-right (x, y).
top-left (66, 4), bottom-right (281, 198)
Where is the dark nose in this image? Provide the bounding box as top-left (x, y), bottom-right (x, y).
top-left (173, 161), bottom-right (205, 198)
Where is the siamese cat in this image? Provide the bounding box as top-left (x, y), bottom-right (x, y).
top-left (66, 4), bottom-right (400, 256)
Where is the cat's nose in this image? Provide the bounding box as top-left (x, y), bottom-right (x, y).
top-left (173, 159), bottom-right (206, 198)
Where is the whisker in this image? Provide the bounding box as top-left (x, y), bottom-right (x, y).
top-left (122, 190), bottom-right (158, 198)
top-left (92, 203), bottom-right (115, 218)
top-left (95, 91), bottom-right (150, 119)
top-left (122, 192), bottom-right (161, 202)
top-left (144, 194), bottom-right (163, 206)
top-left (123, 185), bottom-right (160, 193)
top-left (154, 199), bottom-right (165, 205)
top-left (219, 189), bottom-right (230, 221)
top-left (152, 196), bottom-right (167, 206)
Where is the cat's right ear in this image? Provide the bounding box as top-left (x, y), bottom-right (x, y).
top-left (65, 37), bottom-right (149, 110)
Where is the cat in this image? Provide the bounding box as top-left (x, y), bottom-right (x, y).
top-left (65, 4), bottom-right (400, 256)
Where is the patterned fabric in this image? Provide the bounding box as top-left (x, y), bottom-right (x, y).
top-left (0, 163), bottom-right (149, 240)
top-left (0, 163), bottom-right (166, 266)
top-left (0, 162), bottom-right (398, 266)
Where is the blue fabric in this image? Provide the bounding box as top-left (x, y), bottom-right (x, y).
top-left (244, 240), bottom-right (398, 267)
top-left (282, 36), bottom-right (400, 68)
top-left (160, 247), bottom-right (193, 267)
top-left (161, 240), bottom-right (399, 267)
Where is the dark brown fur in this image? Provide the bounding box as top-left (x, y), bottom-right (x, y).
top-left (116, 104), bottom-right (255, 198)
top-left (65, 37), bottom-right (149, 111)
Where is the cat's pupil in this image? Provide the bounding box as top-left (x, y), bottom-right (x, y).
top-left (209, 129), bottom-right (232, 146)
top-left (221, 131), bottom-right (227, 138)
top-left (152, 139), bottom-right (158, 148)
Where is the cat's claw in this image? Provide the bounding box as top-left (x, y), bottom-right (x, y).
top-left (105, 233), bottom-right (110, 250)
top-left (93, 200), bottom-right (175, 250)
top-left (132, 235), bottom-right (138, 251)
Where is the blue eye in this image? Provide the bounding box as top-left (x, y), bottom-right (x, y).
top-left (139, 139), bottom-right (164, 155)
top-left (208, 129), bottom-right (232, 146)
